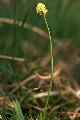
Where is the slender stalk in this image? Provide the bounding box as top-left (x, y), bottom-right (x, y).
top-left (43, 15), bottom-right (54, 119)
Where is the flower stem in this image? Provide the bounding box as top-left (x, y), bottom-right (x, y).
top-left (43, 15), bottom-right (54, 119)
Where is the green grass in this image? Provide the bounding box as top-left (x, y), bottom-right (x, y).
top-left (0, 0), bottom-right (80, 120)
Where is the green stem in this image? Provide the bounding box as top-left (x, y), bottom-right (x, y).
top-left (43, 15), bottom-right (54, 119)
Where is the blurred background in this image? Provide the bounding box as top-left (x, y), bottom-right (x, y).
top-left (0, 0), bottom-right (80, 84)
top-left (0, 0), bottom-right (80, 119)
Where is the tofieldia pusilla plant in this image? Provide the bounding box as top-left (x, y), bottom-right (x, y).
top-left (36, 3), bottom-right (54, 119)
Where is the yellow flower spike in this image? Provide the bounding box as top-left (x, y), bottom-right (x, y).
top-left (36, 3), bottom-right (48, 15)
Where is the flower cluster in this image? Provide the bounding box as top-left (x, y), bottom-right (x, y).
top-left (36, 3), bottom-right (48, 15)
